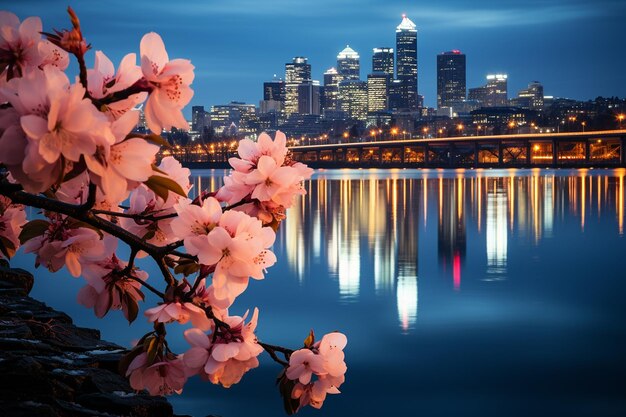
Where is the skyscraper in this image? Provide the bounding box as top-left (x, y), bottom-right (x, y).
top-left (436, 50), bottom-right (466, 109)
top-left (372, 47), bottom-right (394, 78)
top-left (285, 57), bottom-right (312, 116)
top-left (322, 67), bottom-right (343, 113)
top-left (297, 81), bottom-right (321, 115)
top-left (469, 74), bottom-right (508, 107)
top-left (367, 72), bottom-right (388, 113)
top-left (339, 79), bottom-right (368, 121)
top-left (337, 46), bottom-right (360, 80)
top-left (191, 105), bottom-right (205, 132)
top-left (395, 14), bottom-right (418, 110)
top-left (263, 78), bottom-right (285, 102)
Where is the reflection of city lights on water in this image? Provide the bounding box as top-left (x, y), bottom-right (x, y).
top-left (486, 184), bottom-right (507, 278)
top-left (396, 272), bottom-right (418, 332)
top-left (338, 232), bottom-right (360, 300)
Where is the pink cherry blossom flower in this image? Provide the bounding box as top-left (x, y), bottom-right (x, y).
top-left (171, 196), bottom-right (222, 252)
top-left (0, 83), bottom-right (62, 193)
top-left (126, 352), bottom-right (187, 396)
top-left (292, 374), bottom-right (345, 411)
top-left (286, 349), bottom-right (327, 385)
top-left (87, 51), bottom-right (146, 120)
top-left (188, 210), bottom-right (275, 304)
top-left (85, 110), bottom-right (159, 204)
top-left (18, 66), bottom-right (115, 166)
top-left (77, 253), bottom-right (146, 321)
top-left (0, 195), bottom-right (26, 259)
top-left (243, 155), bottom-right (300, 205)
top-left (144, 301), bottom-right (211, 331)
top-left (37, 39), bottom-right (69, 71)
top-left (140, 32), bottom-right (194, 133)
top-left (21, 216), bottom-right (112, 277)
top-left (0, 12), bottom-right (42, 81)
top-left (182, 308), bottom-right (262, 387)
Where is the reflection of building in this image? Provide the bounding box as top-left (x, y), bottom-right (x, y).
top-left (486, 180), bottom-right (508, 278)
top-left (438, 178), bottom-right (466, 290)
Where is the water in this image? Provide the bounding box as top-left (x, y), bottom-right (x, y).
top-left (13, 168), bottom-right (626, 417)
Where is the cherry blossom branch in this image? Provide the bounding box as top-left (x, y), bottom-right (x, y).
top-left (127, 273), bottom-right (165, 299)
top-left (258, 341), bottom-right (293, 367)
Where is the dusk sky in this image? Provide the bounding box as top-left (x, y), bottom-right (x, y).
top-left (5, 0), bottom-right (626, 116)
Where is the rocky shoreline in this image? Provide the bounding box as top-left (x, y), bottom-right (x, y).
top-left (0, 263), bottom-right (189, 417)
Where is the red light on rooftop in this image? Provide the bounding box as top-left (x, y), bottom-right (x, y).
top-left (451, 49), bottom-right (461, 54)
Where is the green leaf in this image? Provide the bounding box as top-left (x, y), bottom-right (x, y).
top-left (19, 219), bottom-right (51, 244)
top-left (174, 259), bottom-right (200, 276)
top-left (146, 336), bottom-right (159, 364)
top-left (303, 329), bottom-right (315, 348)
top-left (124, 292), bottom-right (139, 324)
top-left (0, 236), bottom-right (16, 259)
top-left (144, 175), bottom-right (187, 201)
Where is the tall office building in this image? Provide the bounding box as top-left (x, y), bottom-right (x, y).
top-left (337, 45), bottom-right (360, 80)
top-left (285, 57), bottom-right (312, 116)
top-left (338, 79), bottom-right (368, 121)
top-left (263, 78), bottom-right (285, 102)
top-left (191, 105), bottom-right (205, 132)
top-left (372, 47), bottom-right (394, 78)
top-left (367, 72), bottom-right (389, 113)
top-left (512, 81), bottom-right (544, 110)
top-left (322, 67), bottom-right (343, 113)
top-left (469, 74), bottom-right (508, 107)
top-left (436, 50), bottom-right (466, 109)
top-left (297, 81), bottom-right (321, 115)
top-left (395, 14), bottom-right (418, 110)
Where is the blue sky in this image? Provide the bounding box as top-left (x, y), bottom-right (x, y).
top-left (4, 0), bottom-right (626, 115)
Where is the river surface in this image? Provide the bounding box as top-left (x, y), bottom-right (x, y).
top-left (14, 168), bottom-right (626, 417)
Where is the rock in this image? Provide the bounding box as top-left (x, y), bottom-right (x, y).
top-left (0, 267), bottom-right (181, 417)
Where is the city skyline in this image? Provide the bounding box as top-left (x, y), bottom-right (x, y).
top-left (7, 0), bottom-right (626, 114)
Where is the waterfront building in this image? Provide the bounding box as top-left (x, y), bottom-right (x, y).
top-left (322, 67), bottom-right (343, 113)
top-left (470, 106), bottom-right (537, 134)
top-left (437, 50), bottom-right (466, 109)
top-left (511, 81), bottom-right (544, 111)
top-left (367, 72), bottom-right (389, 113)
top-left (339, 79), bottom-right (368, 121)
top-left (469, 74), bottom-right (508, 107)
top-left (209, 101), bottom-right (258, 138)
top-left (396, 14), bottom-right (418, 110)
top-left (372, 47), bottom-right (394, 78)
top-left (285, 57), bottom-right (312, 116)
top-left (337, 45), bottom-right (360, 80)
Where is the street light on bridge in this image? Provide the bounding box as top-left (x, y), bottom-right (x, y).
top-left (618, 114), bottom-right (625, 129)
top-left (422, 127), bottom-right (428, 138)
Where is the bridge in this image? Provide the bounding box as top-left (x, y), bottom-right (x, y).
top-left (288, 130), bottom-right (626, 169)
